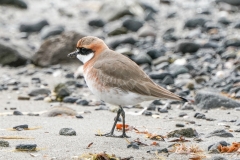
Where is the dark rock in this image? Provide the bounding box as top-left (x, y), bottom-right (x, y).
top-left (146, 48), bottom-right (165, 59)
top-left (13, 110), bottom-right (23, 116)
top-left (13, 124), bottom-right (28, 131)
top-left (88, 17), bottom-right (105, 27)
top-left (76, 99), bottom-right (89, 106)
top-left (206, 129), bottom-right (233, 138)
top-left (0, 0), bottom-right (27, 9)
top-left (31, 77), bottom-right (41, 84)
top-left (181, 103), bottom-right (194, 110)
top-left (106, 34), bottom-right (137, 49)
top-left (218, 17), bottom-right (231, 25)
top-left (45, 106), bottom-right (77, 117)
top-left (19, 19), bottom-right (49, 32)
top-left (33, 31), bottom-right (84, 67)
top-left (28, 88), bottom-right (51, 96)
top-left (204, 22), bottom-right (219, 31)
top-left (208, 142), bottom-right (221, 153)
top-left (194, 113), bottom-right (206, 119)
top-left (54, 83), bottom-right (71, 99)
top-left (152, 100), bottom-right (163, 105)
top-left (195, 90), bottom-right (240, 109)
top-left (176, 41), bottom-right (200, 53)
top-left (76, 115), bottom-right (83, 119)
top-left (40, 25), bottom-right (65, 39)
top-left (149, 72), bottom-right (172, 80)
top-left (170, 65), bottom-right (189, 77)
top-left (147, 103), bottom-right (156, 111)
top-left (59, 128), bottom-right (76, 136)
top-left (16, 144), bottom-right (37, 151)
top-left (162, 75), bottom-right (174, 85)
top-left (179, 112), bottom-right (187, 117)
top-left (176, 124), bottom-right (185, 127)
top-left (139, 1), bottom-right (158, 13)
top-left (167, 128), bottom-right (198, 138)
top-left (0, 41), bottom-right (29, 67)
top-left (224, 38), bottom-right (240, 47)
top-left (122, 18), bottom-right (143, 32)
top-left (63, 96), bottom-right (78, 103)
top-left (131, 53), bottom-right (152, 65)
top-left (0, 140), bottom-right (9, 147)
top-left (184, 16), bottom-right (208, 28)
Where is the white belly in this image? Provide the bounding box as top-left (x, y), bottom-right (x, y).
top-left (84, 76), bottom-right (156, 106)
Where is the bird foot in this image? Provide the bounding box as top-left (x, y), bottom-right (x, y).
top-left (95, 133), bottom-right (130, 138)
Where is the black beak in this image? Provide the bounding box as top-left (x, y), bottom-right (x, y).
top-left (67, 50), bottom-right (78, 58)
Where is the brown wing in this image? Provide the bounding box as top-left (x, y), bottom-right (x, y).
top-left (93, 50), bottom-right (186, 101)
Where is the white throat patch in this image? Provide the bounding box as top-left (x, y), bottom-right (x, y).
top-left (77, 53), bottom-right (94, 64)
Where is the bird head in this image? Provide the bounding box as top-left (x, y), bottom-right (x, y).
top-left (68, 36), bottom-right (108, 64)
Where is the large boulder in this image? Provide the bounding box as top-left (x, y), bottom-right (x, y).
top-left (0, 41), bottom-right (30, 67)
top-left (32, 31), bottom-right (85, 67)
top-left (195, 90), bottom-right (240, 109)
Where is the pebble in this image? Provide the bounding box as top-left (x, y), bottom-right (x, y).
top-left (158, 108), bottom-right (168, 113)
top-left (13, 124), bottom-right (28, 131)
top-left (18, 95), bottom-right (30, 100)
top-left (76, 99), bottom-right (89, 106)
top-left (76, 115), bottom-right (83, 119)
top-left (176, 41), bottom-right (200, 53)
top-left (127, 142), bottom-right (139, 149)
top-left (206, 129), bottom-right (233, 138)
top-left (88, 17), bottom-right (105, 27)
top-left (122, 18), bottom-right (143, 32)
top-left (28, 88), bottom-right (51, 97)
top-left (167, 128), bottom-right (198, 138)
top-left (175, 124), bottom-right (185, 127)
top-left (19, 19), bottom-right (49, 32)
top-left (63, 96), bottom-right (79, 103)
top-left (0, 140), bottom-right (9, 147)
top-left (178, 112), bottom-right (187, 117)
top-left (59, 128), bottom-right (76, 136)
top-left (95, 105), bottom-right (109, 110)
top-left (211, 156), bottom-right (228, 160)
top-left (45, 106), bottom-right (77, 117)
top-left (194, 113), bottom-right (206, 119)
top-left (13, 110), bottom-right (23, 116)
top-left (15, 144), bottom-right (37, 151)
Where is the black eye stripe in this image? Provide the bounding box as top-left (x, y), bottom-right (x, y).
top-left (77, 47), bottom-right (93, 55)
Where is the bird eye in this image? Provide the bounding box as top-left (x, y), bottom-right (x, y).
top-left (78, 47), bottom-right (93, 55)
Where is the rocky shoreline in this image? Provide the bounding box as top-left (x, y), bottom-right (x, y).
top-left (1, 0), bottom-right (240, 159)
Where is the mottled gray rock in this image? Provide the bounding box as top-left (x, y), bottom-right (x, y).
top-left (13, 124), bottom-right (28, 131)
top-left (54, 83), bottom-right (71, 99)
top-left (167, 128), bottom-right (198, 138)
top-left (32, 31), bottom-right (84, 67)
top-left (224, 38), bottom-right (240, 47)
top-left (0, 41), bottom-right (29, 67)
top-left (0, 140), bottom-right (9, 147)
top-left (0, 0), bottom-right (27, 9)
top-left (195, 90), bottom-right (240, 109)
top-left (211, 156), bottom-right (228, 160)
top-left (206, 129), bottom-right (233, 138)
top-left (194, 113), bottom-right (206, 119)
top-left (19, 19), bottom-right (49, 32)
top-left (40, 25), bottom-right (64, 39)
top-left (162, 75), bottom-right (174, 85)
top-left (28, 88), bottom-right (51, 96)
top-left (59, 128), bottom-right (76, 136)
top-left (15, 144), bottom-right (37, 151)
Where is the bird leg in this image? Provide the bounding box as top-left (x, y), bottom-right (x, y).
top-left (95, 107), bottom-right (122, 137)
top-left (95, 106), bottom-right (130, 138)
